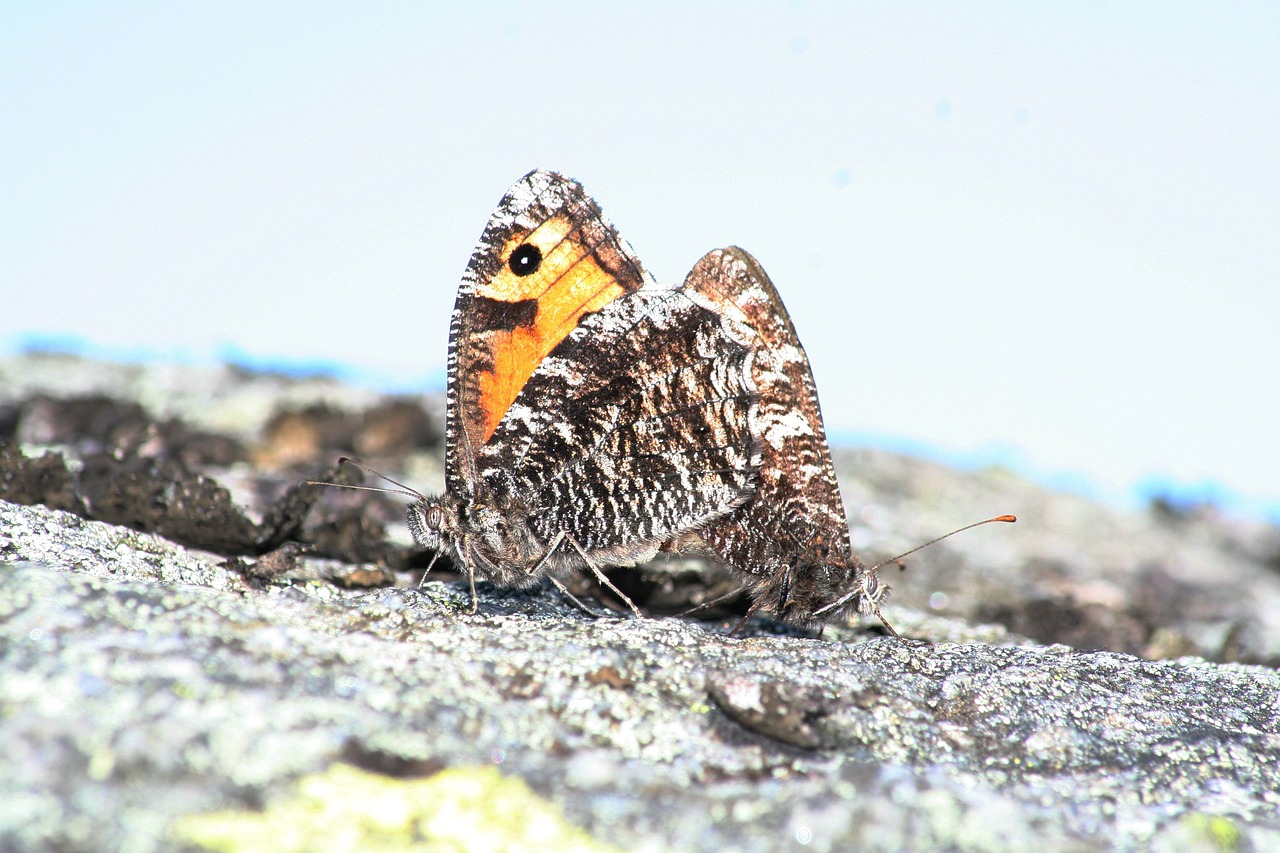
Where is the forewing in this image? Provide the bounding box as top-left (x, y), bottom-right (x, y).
top-left (445, 170), bottom-right (651, 495)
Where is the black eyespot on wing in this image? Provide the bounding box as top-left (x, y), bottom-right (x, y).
top-left (508, 244), bottom-right (543, 277)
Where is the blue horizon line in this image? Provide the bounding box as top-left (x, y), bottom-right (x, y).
top-left (9, 332), bottom-right (446, 394)
top-left (8, 333), bottom-right (1280, 526)
top-left (826, 427), bottom-right (1280, 525)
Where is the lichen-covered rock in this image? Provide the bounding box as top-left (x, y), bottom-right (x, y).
top-left (2, 499), bottom-right (1279, 852)
top-left (3, 353), bottom-right (1280, 852)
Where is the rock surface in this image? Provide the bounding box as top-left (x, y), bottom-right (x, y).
top-left (2, 353), bottom-right (1279, 852)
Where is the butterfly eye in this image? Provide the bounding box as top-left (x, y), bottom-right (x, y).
top-left (426, 505), bottom-right (444, 530)
top-left (508, 244), bottom-right (542, 277)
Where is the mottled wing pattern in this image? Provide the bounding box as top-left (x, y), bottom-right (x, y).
top-left (445, 170), bottom-right (650, 496)
top-left (682, 247), bottom-right (864, 622)
top-left (450, 170), bottom-right (762, 566)
top-left (477, 284), bottom-right (761, 561)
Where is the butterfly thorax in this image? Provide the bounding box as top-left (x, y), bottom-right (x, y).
top-left (406, 488), bottom-right (546, 590)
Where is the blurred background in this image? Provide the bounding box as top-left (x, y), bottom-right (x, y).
top-left (3, 2), bottom-right (1276, 520)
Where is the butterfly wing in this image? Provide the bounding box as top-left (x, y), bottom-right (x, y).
top-left (681, 247), bottom-right (863, 622)
top-left (446, 170), bottom-right (651, 495)
top-left (452, 171), bottom-right (762, 564)
top-left (480, 283), bottom-right (762, 563)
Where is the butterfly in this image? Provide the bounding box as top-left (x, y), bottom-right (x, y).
top-left (405, 170), bottom-right (765, 613)
top-left (671, 247), bottom-right (895, 634)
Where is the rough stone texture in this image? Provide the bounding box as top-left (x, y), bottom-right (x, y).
top-left (2, 353), bottom-right (1280, 852)
top-left (836, 446), bottom-right (1280, 666)
top-left (2, 507), bottom-right (1278, 851)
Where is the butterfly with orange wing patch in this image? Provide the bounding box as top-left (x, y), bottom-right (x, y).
top-left (352, 169), bottom-right (897, 633)
top-left (404, 170), bottom-right (764, 614)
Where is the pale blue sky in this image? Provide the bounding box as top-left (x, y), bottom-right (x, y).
top-left (3, 3), bottom-right (1278, 517)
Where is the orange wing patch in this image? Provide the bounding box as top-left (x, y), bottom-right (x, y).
top-left (474, 215), bottom-right (627, 443)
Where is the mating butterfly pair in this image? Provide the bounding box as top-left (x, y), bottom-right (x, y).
top-left (393, 170), bottom-right (892, 632)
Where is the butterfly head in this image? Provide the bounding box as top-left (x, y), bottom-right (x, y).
top-left (406, 494), bottom-right (461, 557)
top-left (407, 490), bottom-right (547, 590)
top-left (759, 559), bottom-right (863, 628)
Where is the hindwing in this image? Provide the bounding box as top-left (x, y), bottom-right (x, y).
top-left (680, 247), bottom-right (867, 623)
top-left (478, 284), bottom-right (761, 560)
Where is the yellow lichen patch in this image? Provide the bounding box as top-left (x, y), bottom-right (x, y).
top-left (1180, 813), bottom-right (1242, 852)
top-left (173, 763), bottom-right (620, 853)
top-left (473, 215), bottom-right (627, 442)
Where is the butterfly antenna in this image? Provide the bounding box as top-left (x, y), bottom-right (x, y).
top-left (814, 514), bottom-right (1016, 619)
top-left (301, 456), bottom-right (427, 502)
top-left (866, 515), bottom-right (1016, 575)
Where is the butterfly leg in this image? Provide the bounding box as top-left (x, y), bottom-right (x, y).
top-left (675, 585), bottom-right (748, 619)
top-left (417, 550), bottom-right (441, 590)
top-left (461, 544), bottom-right (480, 615)
top-left (532, 531), bottom-right (644, 619)
top-left (542, 573), bottom-right (605, 618)
top-left (728, 595), bottom-right (768, 637)
top-left (564, 534), bottom-right (645, 619)
top-left (850, 569), bottom-right (902, 640)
